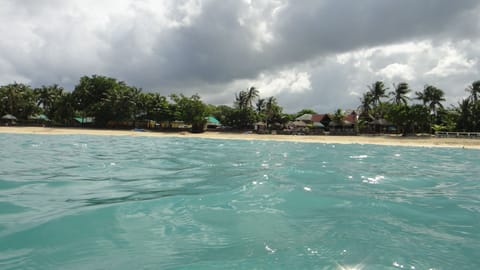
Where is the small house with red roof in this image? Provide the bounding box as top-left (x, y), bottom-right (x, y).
top-left (311, 114), bottom-right (332, 128)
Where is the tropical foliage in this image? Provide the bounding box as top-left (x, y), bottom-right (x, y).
top-left (390, 82), bottom-right (411, 105)
top-left (359, 81), bottom-right (446, 134)
top-left (0, 83), bottom-right (39, 119)
top-left (1, 75), bottom-right (480, 134)
top-left (170, 94), bottom-right (208, 132)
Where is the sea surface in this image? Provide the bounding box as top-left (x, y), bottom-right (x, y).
top-left (0, 133), bottom-right (479, 270)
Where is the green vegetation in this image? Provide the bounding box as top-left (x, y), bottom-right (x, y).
top-left (1, 75), bottom-right (480, 133)
top-left (358, 80), bottom-right (480, 134)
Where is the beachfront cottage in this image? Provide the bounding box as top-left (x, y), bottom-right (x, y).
top-left (345, 111), bottom-right (358, 125)
top-left (288, 120), bottom-right (308, 134)
top-left (328, 111), bottom-right (358, 135)
top-left (295, 113), bottom-right (313, 124)
top-left (206, 116), bottom-right (221, 129)
top-left (72, 117), bottom-right (95, 127)
top-left (329, 120), bottom-right (354, 134)
top-left (254, 122), bottom-right (267, 133)
top-left (369, 118), bottom-right (395, 133)
top-left (312, 114), bottom-right (331, 128)
top-left (293, 113), bottom-right (330, 134)
top-left (296, 114), bottom-right (332, 128)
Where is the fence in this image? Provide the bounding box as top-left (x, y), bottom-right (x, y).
top-left (435, 131), bottom-right (480, 138)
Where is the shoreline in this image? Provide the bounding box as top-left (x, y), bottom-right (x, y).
top-left (1, 126), bottom-right (479, 149)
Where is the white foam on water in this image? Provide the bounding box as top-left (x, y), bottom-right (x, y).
top-left (306, 247), bottom-right (318, 254)
top-left (264, 244), bottom-right (276, 254)
top-left (362, 175), bottom-right (385, 184)
top-left (349, 155), bottom-right (368, 159)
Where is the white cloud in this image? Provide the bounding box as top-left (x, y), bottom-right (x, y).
top-left (217, 68), bottom-right (312, 99)
top-left (189, 68), bottom-right (312, 108)
top-left (377, 63), bottom-right (415, 81)
top-left (251, 69), bottom-right (312, 96)
top-left (425, 43), bottom-right (477, 77)
top-left (373, 41), bottom-right (431, 56)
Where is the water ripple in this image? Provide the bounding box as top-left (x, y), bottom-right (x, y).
top-left (0, 134), bottom-right (479, 269)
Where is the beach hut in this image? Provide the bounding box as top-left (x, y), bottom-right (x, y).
top-left (29, 114), bottom-right (50, 121)
top-left (369, 118), bottom-right (394, 133)
top-left (1, 114), bottom-right (17, 125)
top-left (2, 114), bottom-right (16, 120)
top-left (254, 121), bottom-right (267, 133)
top-left (206, 116), bottom-right (221, 129)
top-left (329, 120), bottom-right (354, 134)
top-left (295, 114), bottom-right (313, 123)
top-left (311, 114), bottom-right (331, 128)
top-left (313, 122), bottom-right (325, 128)
top-left (29, 114), bottom-right (51, 126)
top-left (310, 121), bottom-right (325, 135)
top-left (289, 120), bottom-right (309, 134)
top-left (72, 117), bottom-right (95, 127)
top-left (292, 120), bottom-right (307, 127)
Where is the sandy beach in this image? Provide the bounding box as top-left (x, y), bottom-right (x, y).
top-left (1, 126), bottom-right (479, 149)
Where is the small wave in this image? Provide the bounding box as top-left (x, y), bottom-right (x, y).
top-left (362, 175), bottom-right (384, 184)
top-left (350, 155), bottom-right (368, 159)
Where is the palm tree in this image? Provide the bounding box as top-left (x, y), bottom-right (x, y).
top-left (256, 98), bottom-right (266, 113)
top-left (1, 84), bottom-right (19, 115)
top-left (415, 85), bottom-right (445, 125)
top-left (390, 82), bottom-right (411, 105)
top-left (233, 89), bottom-right (258, 129)
top-left (34, 84), bottom-right (64, 119)
top-left (53, 92), bottom-right (75, 125)
top-left (358, 92), bottom-right (374, 119)
top-left (466, 80), bottom-right (480, 102)
top-left (456, 98), bottom-right (473, 131)
top-left (415, 85), bottom-right (445, 116)
top-left (0, 82), bottom-right (38, 119)
top-left (265, 96), bottom-right (281, 128)
top-left (368, 81), bottom-right (388, 106)
top-left (245, 86), bottom-right (259, 109)
top-left (235, 91), bottom-right (248, 110)
top-left (463, 80), bottom-right (480, 131)
top-left (332, 108), bottom-right (346, 123)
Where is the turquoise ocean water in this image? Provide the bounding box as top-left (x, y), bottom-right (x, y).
top-left (0, 133), bottom-right (479, 269)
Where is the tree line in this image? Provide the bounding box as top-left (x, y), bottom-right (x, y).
top-left (0, 74), bottom-right (479, 133)
top-left (0, 75), bottom-right (288, 132)
top-left (357, 80), bottom-right (480, 134)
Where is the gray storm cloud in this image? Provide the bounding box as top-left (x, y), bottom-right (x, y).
top-left (1, 0), bottom-right (479, 112)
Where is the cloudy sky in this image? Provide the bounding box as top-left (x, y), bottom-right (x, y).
top-left (1, 0), bottom-right (479, 113)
